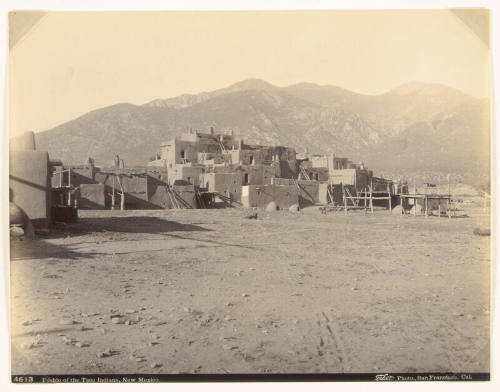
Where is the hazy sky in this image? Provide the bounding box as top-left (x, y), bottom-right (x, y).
top-left (9, 10), bottom-right (491, 137)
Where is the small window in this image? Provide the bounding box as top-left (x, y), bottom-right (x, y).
top-left (180, 150), bottom-right (185, 159)
top-left (244, 173), bottom-right (249, 185)
top-left (249, 156), bottom-right (254, 165)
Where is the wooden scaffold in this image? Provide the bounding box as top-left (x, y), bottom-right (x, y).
top-left (398, 175), bottom-right (453, 219)
top-left (53, 167), bottom-right (78, 208)
top-left (341, 179), bottom-right (392, 214)
top-left (399, 193), bottom-right (452, 219)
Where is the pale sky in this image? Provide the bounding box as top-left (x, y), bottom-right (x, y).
top-left (9, 10), bottom-right (492, 137)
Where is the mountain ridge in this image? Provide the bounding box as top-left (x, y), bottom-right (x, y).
top-left (35, 78), bottom-right (490, 187)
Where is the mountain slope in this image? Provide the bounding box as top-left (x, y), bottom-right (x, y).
top-left (35, 78), bottom-right (490, 187)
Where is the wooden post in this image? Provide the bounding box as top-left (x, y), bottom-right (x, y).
top-left (342, 184), bottom-right (347, 214)
top-left (116, 175), bottom-right (125, 211)
top-left (166, 186), bottom-right (175, 209)
top-left (387, 183), bottom-right (391, 213)
top-left (369, 183), bottom-right (374, 214)
top-left (364, 187), bottom-right (367, 213)
top-left (327, 186), bottom-right (334, 205)
top-left (400, 195), bottom-right (404, 216)
top-left (438, 201), bottom-right (441, 218)
top-left (424, 196), bottom-right (428, 218)
top-left (59, 170), bottom-right (63, 187)
top-left (413, 198), bottom-right (417, 217)
top-left (447, 198), bottom-right (451, 220)
top-left (111, 176), bottom-right (115, 210)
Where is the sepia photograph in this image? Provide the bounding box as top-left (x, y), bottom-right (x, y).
top-left (4, 4), bottom-right (495, 384)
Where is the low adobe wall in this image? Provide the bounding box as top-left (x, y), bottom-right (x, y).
top-left (241, 184), bottom-right (299, 209)
top-left (271, 178), bottom-right (320, 206)
top-left (318, 183), bottom-right (343, 205)
top-left (149, 184), bottom-right (197, 209)
top-left (297, 181), bottom-right (319, 206)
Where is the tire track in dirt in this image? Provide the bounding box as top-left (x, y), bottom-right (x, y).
top-left (319, 311), bottom-right (351, 372)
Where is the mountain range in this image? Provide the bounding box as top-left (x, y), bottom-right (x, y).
top-left (34, 78), bottom-right (490, 187)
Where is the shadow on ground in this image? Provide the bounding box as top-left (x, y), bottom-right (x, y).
top-left (10, 239), bottom-right (104, 261)
top-left (11, 216), bottom-right (212, 260)
top-left (44, 216), bottom-right (212, 238)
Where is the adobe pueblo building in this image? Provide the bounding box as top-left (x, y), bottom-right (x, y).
top-left (148, 128), bottom-right (297, 207)
top-left (46, 127), bottom-right (403, 212)
top-left (7, 127), bottom-right (453, 227)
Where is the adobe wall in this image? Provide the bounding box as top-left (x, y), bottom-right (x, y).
top-left (202, 172), bottom-right (245, 202)
top-left (303, 167), bottom-right (329, 182)
top-left (227, 150), bottom-right (241, 165)
top-left (318, 183), bottom-right (344, 205)
top-left (241, 184), bottom-right (299, 209)
top-left (329, 169), bottom-right (356, 185)
top-left (99, 174), bottom-right (149, 201)
top-left (279, 160), bottom-right (297, 178)
top-left (297, 181), bottom-right (320, 206)
top-left (371, 176), bottom-right (392, 192)
top-left (328, 156), bottom-right (351, 172)
top-left (9, 131), bottom-right (36, 151)
top-left (355, 169), bottom-right (372, 190)
top-left (93, 173), bottom-right (162, 209)
top-left (9, 150), bottom-right (51, 228)
top-left (149, 185), bottom-right (196, 209)
top-left (174, 139), bottom-right (199, 164)
top-left (197, 151), bottom-right (227, 165)
top-left (197, 137), bottom-right (224, 154)
top-left (172, 184), bottom-right (197, 208)
top-left (167, 165), bottom-right (203, 186)
top-left (240, 164), bottom-right (277, 185)
top-left (79, 184), bottom-right (106, 209)
top-left (149, 186), bottom-right (171, 208)
top-left (238, 149), bottom-right (265, 165)
top-left (146, 167), bottom-right (169, 183)
top-left (311, 155), bottom-right (328, 168)
top-left (51, 165), bottom-right (96, 187)
top-left (161, 138), bottom-right (198, 166)
top-left (318, 183), bottom-right (329, 205)
top-left (237, 146), bottom-right (296, 177)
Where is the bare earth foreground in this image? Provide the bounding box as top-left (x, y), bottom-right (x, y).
top-left (10, 203), bottom-right (490, 375)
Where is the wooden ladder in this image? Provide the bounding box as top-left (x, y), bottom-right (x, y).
top-left (299, 167), bottom-right (311, 181)
top-left (344, 186), bottom-right (359, 207)
top-left (166, 186), bottom-right (181, 209)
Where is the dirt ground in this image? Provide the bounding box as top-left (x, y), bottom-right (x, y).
top-left (10, 201), bottom-right (491, 375)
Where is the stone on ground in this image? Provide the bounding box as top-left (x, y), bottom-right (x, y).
top-left (391, 205), bottom-right (403, 215)
top-left (265, 201), bottom-right (278, 212)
